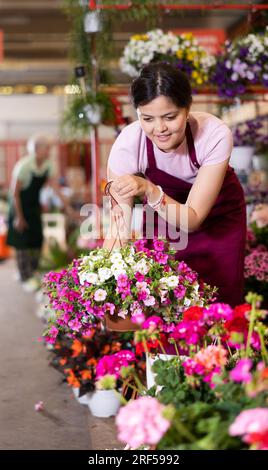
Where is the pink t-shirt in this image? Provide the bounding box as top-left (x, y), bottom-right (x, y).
top-left (107, 111), bottom-right (233, 184)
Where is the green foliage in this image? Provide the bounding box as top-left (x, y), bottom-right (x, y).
top-left (151, 358), bottom-right (215, 408)
top-left (149, 358), bottom-right (268, 450)
top-left (63, 91), bottom-right (115, 136)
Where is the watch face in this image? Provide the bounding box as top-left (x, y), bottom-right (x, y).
top-left (74, 65), bottom-right (86, 78)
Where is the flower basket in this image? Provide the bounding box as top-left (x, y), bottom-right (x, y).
top-left (43, 239), bottom-right (216, 343)
top-left (104, 312), bottom-right (140, 332)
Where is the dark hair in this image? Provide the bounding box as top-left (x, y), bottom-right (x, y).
top-left (130, 62), bottom-right (192, 109)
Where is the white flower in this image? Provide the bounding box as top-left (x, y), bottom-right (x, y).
top-left (94, 289), bottom-right (107, 302)
top-left (184, 298), bottom-right (191, 307)
top-left (113, 269), bottom-right (127, 280)
top-left (134, 259), bottom-right (150, 275)
top-left (98, 267), bottom-right (113, 282)
top-left (79, 271), bottom-right (99, 285)
top-left (110, 252), bottom-right (123, 264)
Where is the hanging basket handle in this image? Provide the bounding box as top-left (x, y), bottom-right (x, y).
top-left (104, 180), bottom-right (129, 252)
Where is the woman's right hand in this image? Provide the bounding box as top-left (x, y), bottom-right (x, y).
top-left (14, 215), bottom-right (29, 232)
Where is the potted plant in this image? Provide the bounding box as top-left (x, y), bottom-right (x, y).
top-left (120, 29), bottom-right (214, 88)
top-left (230, 118), bottom-right (264, 172)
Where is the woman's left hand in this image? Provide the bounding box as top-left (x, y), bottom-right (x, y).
top-left (112, 175), bottom-right (150, 199)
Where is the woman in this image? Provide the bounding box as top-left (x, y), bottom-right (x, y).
top-left (7, 134), bottom-right (76, 292)
top-left (104, 63), bottom-right (246, 306)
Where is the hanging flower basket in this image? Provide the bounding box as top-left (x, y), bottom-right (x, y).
top-left (43, 239), bottom-right (216, 342)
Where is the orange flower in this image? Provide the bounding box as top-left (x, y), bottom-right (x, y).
top-left (59, 358), bottom-right (67, 366)
top-left (65, 369), bottom-right (80, 388)
top-left (71, 339), bottom-right (86, 357)
top-left (86, 358), bottom-right (97, 367)
top-left (101, 345), bottom-right (111, 354)
top-left (80, 370), bottom-right (92, 380)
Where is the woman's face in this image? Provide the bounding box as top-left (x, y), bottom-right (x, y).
top-left (138, 95), bottom-right (189, 152)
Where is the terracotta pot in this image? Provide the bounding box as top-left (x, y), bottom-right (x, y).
top-left (104, 313), bottom-right (140, 332)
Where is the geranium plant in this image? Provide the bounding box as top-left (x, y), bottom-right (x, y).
top-left (114, 294), bottom-right (268, 450)
top-left (120, 29), bottom-right (214, 87)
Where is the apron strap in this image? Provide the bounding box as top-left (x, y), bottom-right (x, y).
top-left (146, 137), bottom-right (157, 169)
top-left (186, 121), bottom-right (200, 170)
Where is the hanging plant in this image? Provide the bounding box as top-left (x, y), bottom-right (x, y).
top-left (63, 91), bottom-right (115, 136)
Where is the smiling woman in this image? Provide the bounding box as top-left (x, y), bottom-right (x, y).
top-left (104, 62), bottom-right (247, 307)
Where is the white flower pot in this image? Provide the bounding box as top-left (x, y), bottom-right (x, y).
top-left (230, 146), bottom-right (254, 172)
top-left (72, 387), bottom-right (91, 406)
top-left (84, 104), bottom-right (102, 125)
top-left (87, 390), bottom-right (121, 418)
top-left (84, 11), bottom-right (102, 33)
top-left (146, 353), bottom-right (175, 390)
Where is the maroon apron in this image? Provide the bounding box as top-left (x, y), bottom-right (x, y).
top-left (143, 122), bottom-right (246, 307)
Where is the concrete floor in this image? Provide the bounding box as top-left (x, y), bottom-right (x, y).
top-left (0, 258), bottom-right (93, 450)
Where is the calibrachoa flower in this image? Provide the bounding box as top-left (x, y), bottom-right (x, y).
top-left (116, 396), bottom-right (171, 449)
top-left (229, 408), bottom-right (268, 450)
top-left (43, 239), bottom-right (215, 342)
top-left (120, 29), bottom-right (214, 87)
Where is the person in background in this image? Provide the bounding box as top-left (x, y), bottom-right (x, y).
top-left (7, 134), bottom-right (77, 292)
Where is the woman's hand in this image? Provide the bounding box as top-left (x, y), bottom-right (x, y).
top-left (14, 215), bottom-right (28, 233)
top-left (112, 175), bottom-right (152, 199)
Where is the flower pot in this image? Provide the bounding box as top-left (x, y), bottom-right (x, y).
top-left (230, 146), bottom-right (254, 172)
top-left (105, 313), bottom-right (140, 332)
top-left (72, 387), bottom-right (91, 406)
top-left (84, 11), bottom-right (102, 33)
top-left (146, 353), bottom-right (187, 390)
top-left (87, 389), bottom-right (121, 418)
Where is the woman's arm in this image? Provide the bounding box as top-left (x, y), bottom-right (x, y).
top-left (102, 168), bottom-right (134, 250)
top-left (115, 158), bottom-right (230, 233)
top-left (12, 179), bottom-right (29, 232)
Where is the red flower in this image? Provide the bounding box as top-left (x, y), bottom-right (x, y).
top-left (183, 306), bottom-right (204, 322)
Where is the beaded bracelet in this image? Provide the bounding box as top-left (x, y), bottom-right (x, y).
top-left (147, 185), bottom-right (165, 210)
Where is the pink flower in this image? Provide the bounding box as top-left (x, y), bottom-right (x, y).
top-left (96, 351), bottom-right (136, 378)
top-left (155, 252), bottom-right (169, 265)
top-left (94, 289), bottom-right (107, 302)
top-left (116, 397), bottom-right (171, 448)
top-left (135, 272), bottom-right (145, 282)
top-left (134, 239), bottom-right (147, 252)
top-left (195, 345), bottom-right (227, 371)
top-left (230, 359), bottom-right (253, 383)
top-left (131, 309), bottom-right (146, 325)
top-left (143, 295), bottom-right (156, 307)
top-left (229, 408), bottom-right (268, 449)
top-left (174, 285), bottom-right (186, 299)
top-left (34, 401), bottom-right (44, 412)
top-left (153, 239), bottom-right (165, 252)
top-left (142, 316), bottom-right (164, 331)
top-left (68, 318), bottom-right (82, 332)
